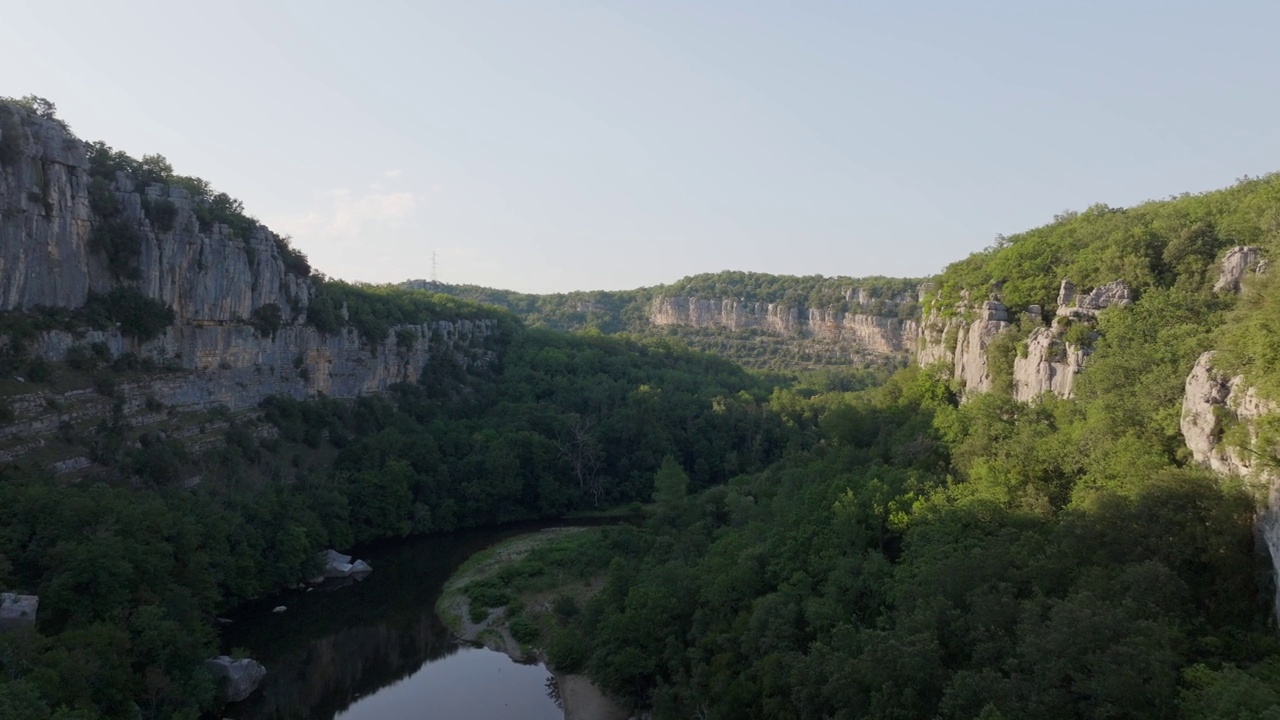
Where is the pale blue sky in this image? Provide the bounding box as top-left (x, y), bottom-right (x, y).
top-left (4, 1), bottom-right (1278, 292)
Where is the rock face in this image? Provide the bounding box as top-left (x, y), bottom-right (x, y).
top-left (1012, 326), bottom-right (1088, 401)
top-left (1181, 351), bottom-right (1280, 621)
top-left (21, 319), bottom-right (496, 413)
top-left (917, 300), bottom-right (1012, 396)
top-left (649, 297), bottom-right (801, 334)
top-left (1214, 246), bottom-right (1265, 293)
top-left (0, 593), bottom-right (39, 630)
top-left (1181, 352), bottom-right (1274, 477)
top-left (0, 102), bottom-right (501, 436)
top-left (0, 106), bottom-right (309, 320)
top-left (1054, 279), bottom-right (1133, 319)
top-left (205, 656), bottom-right (267, 702)
top-left (649, 295), bottom-right (919, 355)
top-left (918, 280), bottom-right (1131, 401)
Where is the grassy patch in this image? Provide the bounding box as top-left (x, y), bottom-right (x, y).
top-left (436, 525), bottom-right (627, 662)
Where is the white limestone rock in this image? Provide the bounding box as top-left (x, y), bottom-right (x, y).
top-left (1214, 246), bottom-right (1264, 294)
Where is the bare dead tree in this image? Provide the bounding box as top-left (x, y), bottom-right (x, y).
top-left (554, 415), bottom-right (604, 505)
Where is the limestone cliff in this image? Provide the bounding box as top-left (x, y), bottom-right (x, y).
top-left (649, 297), bottom-right (802, 335)
top-left (0, 106), bottom-right (310, 321)
top-left (0, 102), bottom-right (502, 473)
top-left (920, 279), bottom-right (1133, 401)
top-left (1180, 351), bottom-right (1280, 620)
top-left (916, 297), bottom-right (1012, 396)
top-left (648, 290), bottom-right (920, 356)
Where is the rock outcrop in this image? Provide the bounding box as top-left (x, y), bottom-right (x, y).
top-left (917, 299), bottom-right (1013, 396)
top-left (1214, 246), bottom-right (1266, 293)
top-left (649, 297), bottom-right (801, 335)
top-left (0, 106), bottom-right (309, 321)
top-left (205, 655), bottom-right (267, 702)
top-left (1180, 351), bottom-right (1280, 621)
top-left (0, 593), bottom-right (38, 630)
top-left (1012, 326), bottom-right (1089, 401)
top-left (919, 279), bottom-right (1132, 401)
top-left (1053, 279), bottom-right (1133, 319)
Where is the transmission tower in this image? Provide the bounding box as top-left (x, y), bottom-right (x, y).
top-left (431, 251), bottom-right (438, 285)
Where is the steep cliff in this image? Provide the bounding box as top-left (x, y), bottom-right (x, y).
top-left (920, 279), bottom-right (1133, 401)
top-left (1181, 351), bottom-right (1280, 620)
top-left (0, 101), bottom-right (503, 473)
top-left (916, 297), bottom-right (1012, 395)
top-left (0, 105), bottom-right (310, 321)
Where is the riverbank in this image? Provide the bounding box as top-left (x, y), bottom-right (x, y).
top-left (436, 526), bottom-right (631, 720)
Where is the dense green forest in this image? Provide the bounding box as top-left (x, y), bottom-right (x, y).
top-left (0, 325), bottom-right (794, 719)
top-left (514, 176), bottom-right (1280, 719)
top-left (3, 95), bottom-right (1280, 718)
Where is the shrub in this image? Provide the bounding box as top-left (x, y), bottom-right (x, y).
top-left (142, 196), bottom-right (178, 232)
top-left (1064, 320), bottom-right (1095, 347)
top-left (249, 303), bottom-right (283, 338)
top-left (546, 626), bottom-right (589, 672)
top-left (509, 615), bottom-right (540, 645)
top-left (84, 288), bottom-right (175, 342)
top-left (551, 594), bottom-right (580, 622)
top-left (25, 358), bottom-right (52, 383)
top-left (65, 343), bottom-right (100, 371)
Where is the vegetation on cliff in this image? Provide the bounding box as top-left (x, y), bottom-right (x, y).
top-left (931, 174), bottom-right (1280, 315)
top-left (549, 180), bottom-right (1280, 719)
top-left (413, 271), bottom-right (921, 371)
top-left (3, 97), bottom-right (1280, 720)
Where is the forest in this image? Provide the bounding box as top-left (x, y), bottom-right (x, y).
top-left (1, 94), bottom-right (1280, 718)
top-left (535, 174), bottom-right (1280, 719)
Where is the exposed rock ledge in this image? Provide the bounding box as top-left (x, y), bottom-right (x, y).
top-left (1181, 351), bottom-right (1280, 621)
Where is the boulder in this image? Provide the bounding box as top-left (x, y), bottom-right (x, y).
top-left (319, 549), bottom-right (372, 578)
top-left (205, 655), bottom-right (266, 702)
top-left (0, 593), bottom-right (38, 630)
top-left (1055, 279), bottom-right (1133, 318)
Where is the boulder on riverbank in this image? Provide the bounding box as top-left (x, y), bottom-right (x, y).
top-left (320, 549), bottom-right (373, 579)
top-left (205, 655), bottom-right (266, 702)
top-left (0, 593), bottom-right (38, 630)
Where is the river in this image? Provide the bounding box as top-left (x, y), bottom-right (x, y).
top-left (219, 521), bottom-right (598, 720)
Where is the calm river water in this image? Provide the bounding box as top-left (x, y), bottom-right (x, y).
top-left (220, 522), bottom-right (587, 720)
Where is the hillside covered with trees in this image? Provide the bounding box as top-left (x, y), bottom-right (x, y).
top-left (527, 175), bottom-right (1280, 719)
top-left (2, 93), bottom-right (1280, 719)
top-left (406, 272), bottom-right (921, 372)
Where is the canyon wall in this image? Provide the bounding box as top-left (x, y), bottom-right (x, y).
top-left (648, 293), bottom-right (920, 355)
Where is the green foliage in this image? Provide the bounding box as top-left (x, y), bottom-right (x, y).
top-left (86, 176), bottom-right (143, 281)
top-left (140, 196), bottom-right (178, 232)
top-left (307, 277), bottom-right (514, 345)
top-left (1062, 320), bottom-right (1094, 347)
top-left (509, 614), bottom-right (541, 644)
top-left (83, 288), bottom-right (175, 342)
top-left (419, 271), bottom-right (922, 371)
top-left (931, 175), bottom-right (1280, 315)
top-left (248, 303), bottom-right (283, 338)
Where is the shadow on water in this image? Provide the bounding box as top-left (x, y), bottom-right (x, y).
top-left (220, 518), bottom-right (620, 720)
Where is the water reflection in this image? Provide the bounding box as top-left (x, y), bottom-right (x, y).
top-left (220, 522), bottom-right (584, 720)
